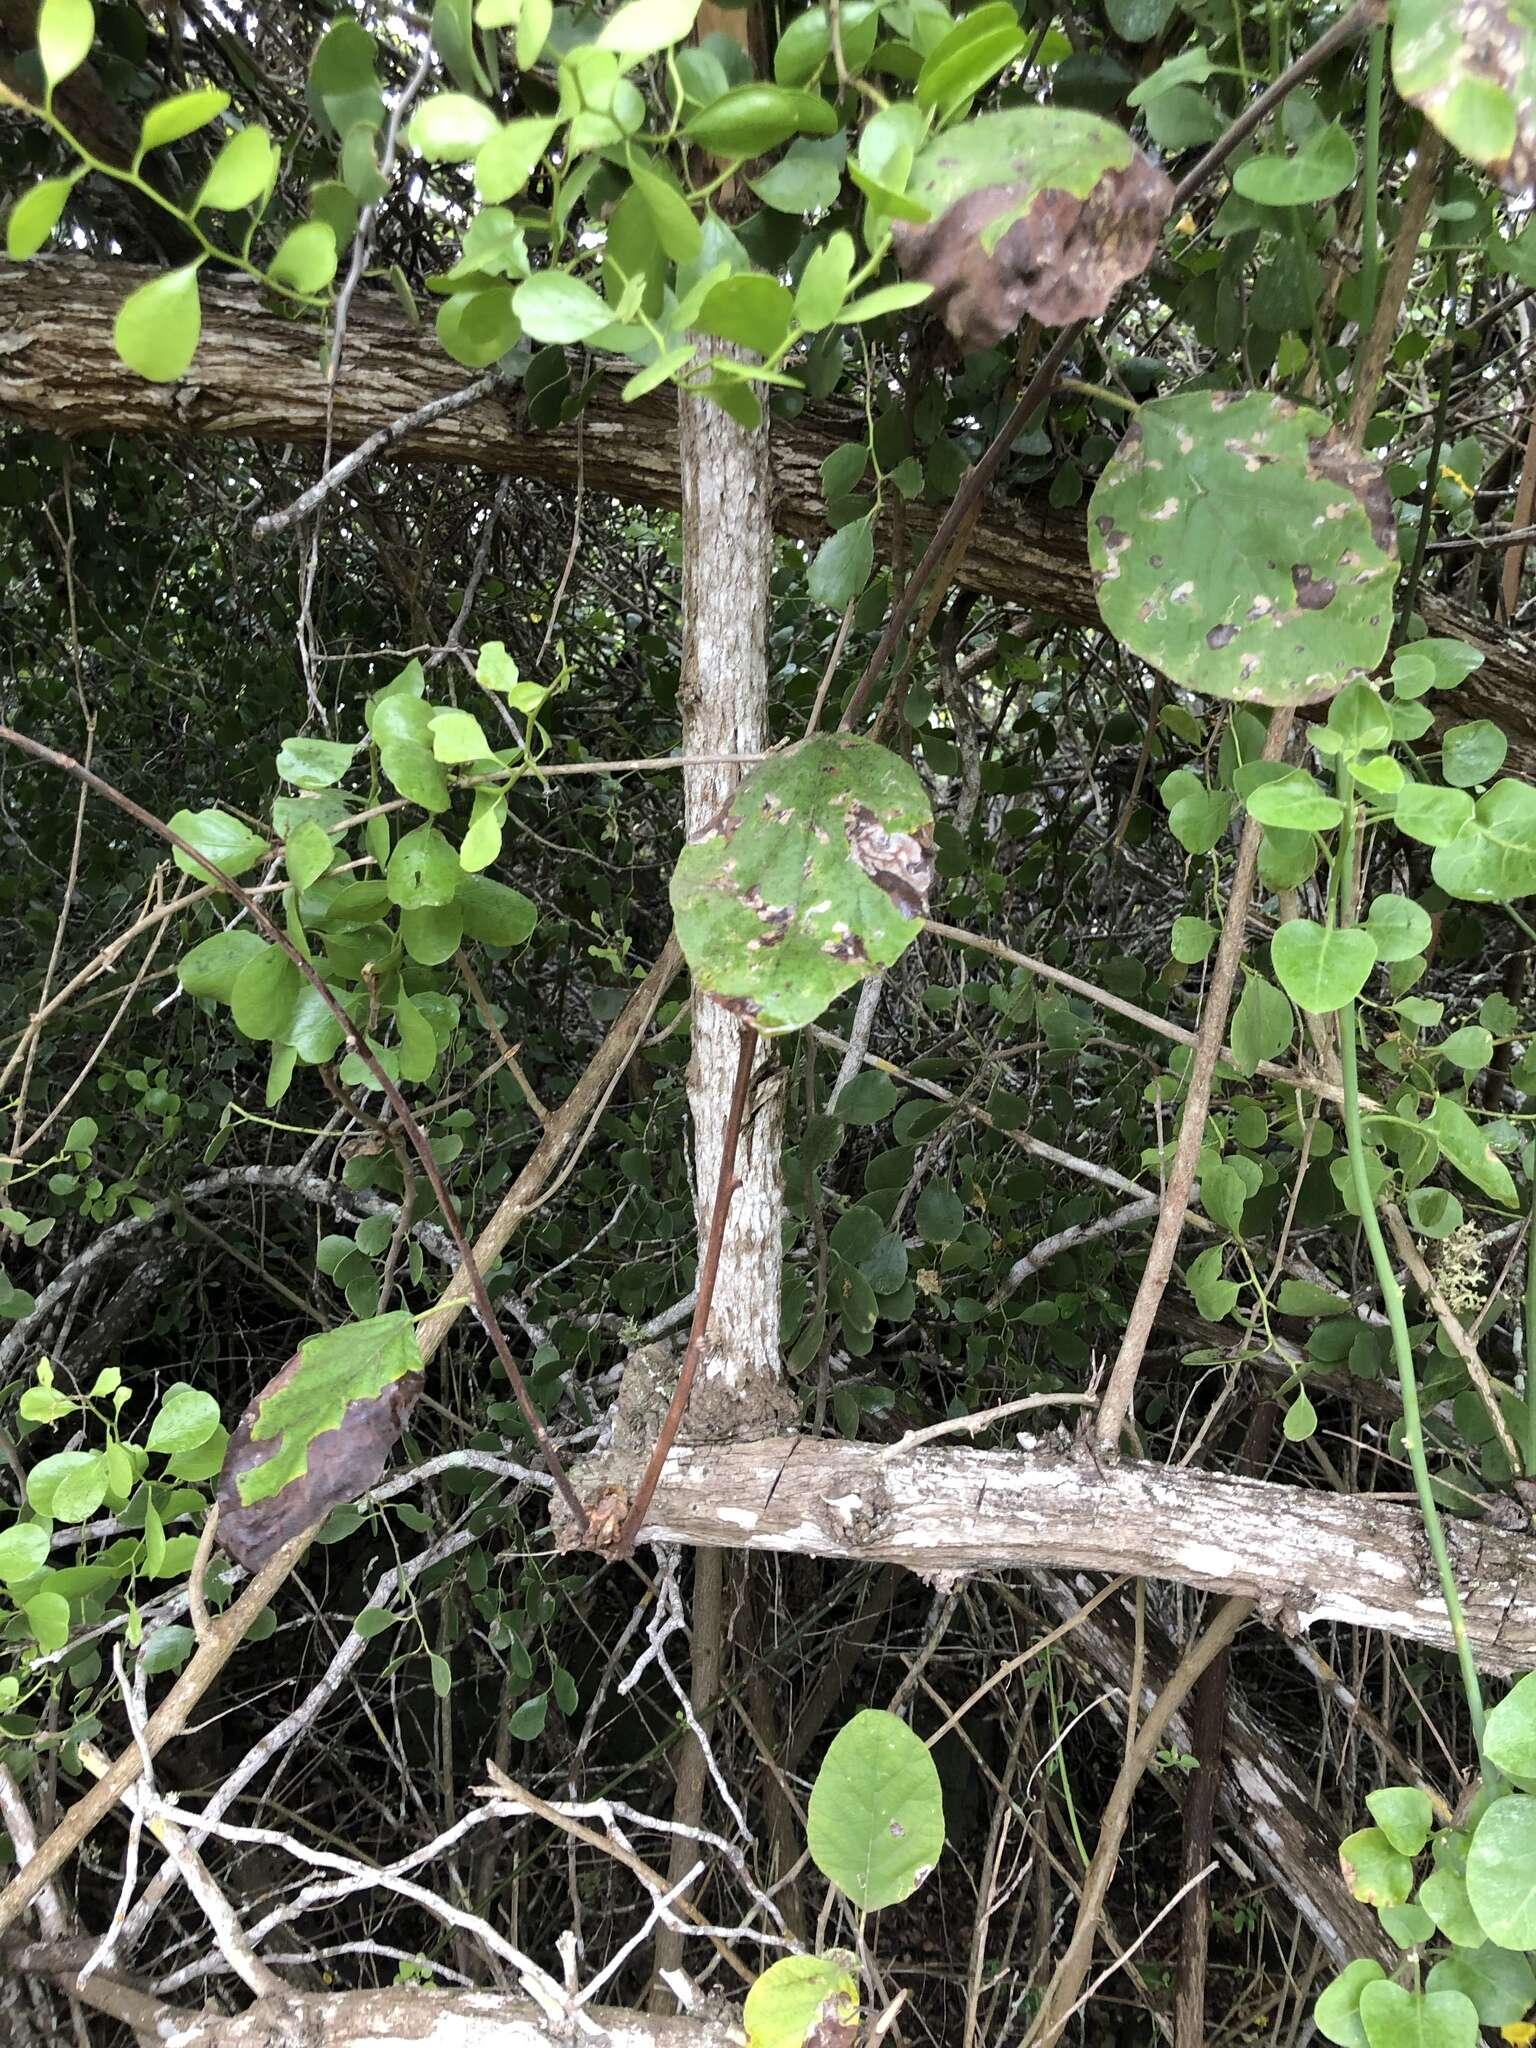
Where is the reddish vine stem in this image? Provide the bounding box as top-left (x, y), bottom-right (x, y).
top-left (0, 723), bottom-right (590, 1534)
top-left (614, 1021), bottom-right (757, 1555)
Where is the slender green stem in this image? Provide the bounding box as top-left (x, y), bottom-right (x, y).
top-left (1335, 760), bottom-right (1486, 1752)
top-left (1524, 1181), bottom-right (1536, 1478)
top-left (1356, 27), bottom-right (1385, 349)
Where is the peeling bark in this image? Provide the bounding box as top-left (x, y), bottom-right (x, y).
top-left (3, 258), bottom-right (1532, 769)
top-left (676, 370), bottom-right (790, 1438)
top-left (565, 1435), bottom-right (1536, 1672)
top-left (133, 1987), bottom-right (743, 2048)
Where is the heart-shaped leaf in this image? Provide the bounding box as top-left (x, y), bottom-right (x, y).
top-left (1271, 921), bottom-right (1377, 1015)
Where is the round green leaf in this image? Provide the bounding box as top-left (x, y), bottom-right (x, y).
top-left (1339, 1826), bottom-right (1414, 1907)
top-left (168, 805), bottom-right (270, 885)
top-left (1486, 1672), bottom-right (1536, 1781)
top-left (1432, 781), bottom-right (1536, 902)
top-left (6, 177), bottom-right (72, 261)
top-left (1316, 1958), bottom-right (1385, 2048)
top-left (114, 264), bottom-right (203, 384)
top-left (1393, 0), bottom-right (1536, 197)
top-left (512, 271), bottom-right (613, 344)
top-left (808, 513), bottom-right (875, 610)
top-left (147, 1385), bottom-right (221, 1455)
top-left (387, 825), bottom-right (460, 910)
top-left (1365, 895), bottom-right (1432, 964)
top-left (1088, 391), bottom-right (1399, 707)
top-left (268, 221), bottom-right (338, 293)
top-left (1441, 720), bottom-right (1508, 789)
top-left (684, 84), bottom-right (838, 157)
top-left (670, 735), bottom-right (935, 1036)
top-left (409, 92), bottom-right (501, 161)
top-left (24, 1590), bottom-right (70, 1653)
top-left (0, 1522), bottom-right (49, 1585)
top-left (1232, 122), bottom-right (1357, 206)
top-left (1467, 1794), bottom-right (1536, 1948)
top-left (806, 1709), bottom-right (946, 1910)
top-left (1426, 1946), bottom-right (1536, 2028)
top-left (1405, 1187), bottom-right (1463, 1239)
top-left (1357, 1981), bottom-right (1478, 2048)
top-left (476, 117), bottom-right (558, 202)
top-left (457, 873), bottom-right (536, 946)
top-left (1244, 771), bottom-right (1344, 831)
top-left (1366, 1787), bottom-right (1434, 1858)
top-left (1271, 921), bottom-right (1377, 1016)
top-left (177, 929), bottom-right (269, 1003)
top-left (596, 0), bottom-right (701, 57)
top-left (436, 287), bottom-right (521, 367)
top-left (139, 87), bottom-right (231, 154)
top-left (195, 125), bottom-right (276, 213)
top-left (1420, 1867), bottom-right (1487, 1948)
top-left (231, 945), bottom-right (301, 1041)
top-left (744, 1954), bottom-right (859, 2048)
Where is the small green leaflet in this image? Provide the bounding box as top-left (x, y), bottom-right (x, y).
top-left (806, 1708), bottom-right (946, 1909)
top-left (669, 735), bottom-right (935, 1035)
top-left (1089, 391), bottom-right (1399, 707)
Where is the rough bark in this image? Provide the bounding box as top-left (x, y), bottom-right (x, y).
top-left (565, 1435), bottom-right (1536, 1673)
top-left (676, 372), bottom-right (790, 1439)
top-left (4, 258), bottom-right (1533, 767)
top-left (1036, 1574), bottom-right (1392, 1973)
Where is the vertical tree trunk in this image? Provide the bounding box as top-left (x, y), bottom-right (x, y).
top-left (676, 376), bottom-right (791, 1441)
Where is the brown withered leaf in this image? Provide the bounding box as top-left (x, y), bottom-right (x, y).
top-left (217, 1311), bottom-right (423, 1570)
top-left (893, 107), bottom-right (1173, 350)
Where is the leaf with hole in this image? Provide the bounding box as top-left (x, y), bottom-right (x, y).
top-left (744, 1954), bottom-right (859, 2048)
top-left (670, 735), bottom-right (934, 1035)
top-left (1393, 0), bottom-right (1536, 198)
top-left (806, 1708), bottom-right (945, 1910)
top-left (1089, 391), bottom-right (1398, 707)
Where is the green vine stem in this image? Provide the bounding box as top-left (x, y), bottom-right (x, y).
top-left (1355, 26), bottom-right (1386, 354)
top-left (1525, 1178), bottom-right (1536, 1480)
top-left (1335, 759), bottom-right (1487, 1753)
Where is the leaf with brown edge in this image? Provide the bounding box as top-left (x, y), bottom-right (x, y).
top-left (216, 1312), bottom-right (423, 1569)
top-left (1393, 0), bottom-right (1536, 200)
top-left (891, 107), bottom-right (1173, 348)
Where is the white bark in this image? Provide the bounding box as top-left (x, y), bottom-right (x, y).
top-left (152, 1988), bottom-right (742, 2047)
top-left (676, 376), bottom-right (789, 1435)
top-left (566, 1435), bottom-right (1536, 1673)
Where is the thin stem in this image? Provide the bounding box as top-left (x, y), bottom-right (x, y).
top-left (1356, 27), bottom-right (1386, 349)
top-left (1525, 1185), bottom-right (1536, 1479)
top-left (614, 1022), bottom-right (757, 1554)
top-left (1335, 759), bottom-right (1486, 1751)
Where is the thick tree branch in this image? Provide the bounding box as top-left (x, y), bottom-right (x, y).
top-left (3, 258), bottom-right (1532, 766)
top-left (565, 1435), bottom-right (1536, 1673)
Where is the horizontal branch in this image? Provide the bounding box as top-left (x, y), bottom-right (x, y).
top-left (2, 257), bottom-right (1532, 768)
top-left (566, 1436), bottom-right (1536, 1674)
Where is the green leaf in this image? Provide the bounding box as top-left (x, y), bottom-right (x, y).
top-left (1393, 0), bottom-right (1536, 195)
top-left (513, 270), bottom-right (612, 343)
top-left (1187, 1245), bottom-right (1239, 1320)
top-left (1170, 915), bottom-right (1216, 963)
top-left (597, 0), bottom-right (701, 56)
top-left (1339, 1826), bottom-right (1414, 1908)
top-left (1357, 1981), bottom-right (1478, 2048)
top-left (180, 933), bottom-right (268, 1003)
top-left (696, 274), bottom-right (794, 355)
top-left (230, 945), bottom-right (301, 1041)
top-left (285, 819), bottom-right (335, 891)
top-left (139, 87), bottom-right (231, 154)
top-left (1438, 1024), bottom-right (1493, 1072)
top-left (277, 736), bottom-right (357, 788)
top-left (1405, 1187), bottom-right (1462, 1238)
top-left (1485, 1670), bottom-right (1536, 1779)
top-left (749, 134), bottom-right (846, 214)
top-left (458, 873), bottom-right (537, 945)
top-left (1441, 720), bottom-right (1508, 788)
top-left (1088, 391), bottom-right (1398, 708)
top-left (0, 1522), bottom-right (48, 1584)
top-left (796, 229), bottom-right (856, 329)
top-left (1316, 1959), bottom-right (1386, 2048)
top-left (1420, 1867), bottom-right (1487, 1948)
top-left (806, 1708), bottom-right (946, 1909)
top-left (684, 84), bottom-right (838, 158)
top-left (1229, 970), bottom-right (1293, 1075)
top-left (1276, 1278), bottom-right (1346, 1316)
top-left (114, 264), bottom-right (203, 384)
top-left (1365, 895), bottom-right (1432, 964)
top-left (195, 125), bottom-right (276, 212)
top-left (1366, 1787), bottom-right (1434, 1858)
top-left (268, 221), bottom-right (338, 293)
top-left (1432, 781), bottom-right (1536, 902)
top-left (147, 1385), bottom-right (221, 1454)
top-left (744, 1955), bottom-right (860, 2048)
top-left (1427, 1093), bottom-right (1517, 1208)
top-left (838, 281), bottom-right (933, 323)
top-left (808, 513), bottom-right (874, 609)
top-left (168, 806), bottom-right (270, 886)
top-left (508, 1691), bottom-right (548, 1738)
top-left (409, 92), bottom-right (500, 161)
top-left (233, 1311), bottom-right (423, 1506)
top-left (1393, 784), bottom-right (1476, 848)
top-left (833, 1069), bottom-right (897, 1125)
top-left (1107, 0), bottom-right (1176, 39)
top-left (38, 0), bottom-right (94, 88)
top-left (387, 825), bottom-right (461, 910)
top-left (1425, 1947), bottom-right (1536, 2029)
top-left (1283, 1388), bottom-right (1317, 1442)
top-left (915, 1184), bottom-right (964, 1241)
top-left (6, 177), bottom-right (73, 261)
top-left (916, 3), bottom-right (1026, 120)
top-left (429, 708), bottom-right (493, 763)
top-left (1244, 771), bottom-right (1343, 831)
top-left (1271, 921), bottom-right (1377, 1016)
top-left (24, 1590), bottom-right (70, 1653)
top-left (671, 735), bottom-right (933, 1036)
top-left (394, 991), bottom-right (437, 1083)
top-left (476, 116), bottom-right (558, 201)
top-left (1232, 121), bottom-right (1357, 205)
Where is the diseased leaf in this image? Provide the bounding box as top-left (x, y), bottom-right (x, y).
top-left (1393, 0), bottom-right (1536, 198)
top-left (892, 107), bottom-right (1172, 347)
top-left (744, 1954), bottom-right (860, 2048)
top-left (806, 1709), bottom-right (945, 1909)
top-left (669, 735), bottom-right (935, 1035)
top-left (217, 1313), bottom-right (424, 1569)
top-left (1089, 391), bottom-right (1399, 708)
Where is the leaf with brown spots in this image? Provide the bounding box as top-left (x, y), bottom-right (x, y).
top-left (1087, 390), bottom-right (1399, 708)
top-left (891, 107), bottom-right (1172, 348)
top-left (669, 735), bottom-right (934, 1035)
top-left (1394, 0), bottom-right (1536, 199)
top-left (216, 1312), bottom-right (423, 1569)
